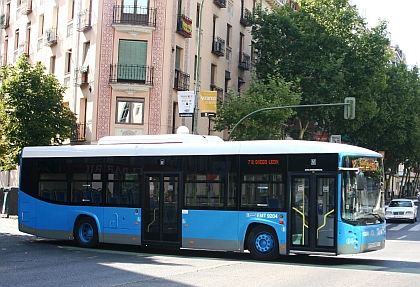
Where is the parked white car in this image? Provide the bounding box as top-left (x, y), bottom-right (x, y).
top-left (385, 199), bottom-right (418, 223)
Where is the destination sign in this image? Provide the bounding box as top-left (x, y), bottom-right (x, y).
top-left (247, 159), bottom-right (279, 165)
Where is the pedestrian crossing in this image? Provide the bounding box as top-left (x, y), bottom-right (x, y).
top-left (387, 222), bottom-right (420, 231)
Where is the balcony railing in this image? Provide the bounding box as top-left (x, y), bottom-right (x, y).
top-left (70, 123), bottom-right (86, 142)
top-left (20, 0), bottom-right (32, 15)
top-left (113, 5), bottom-right (157, 27)
top-left (212, 37), bottom-right (225, 57)
top-left (213, 0), bottom-right (226, 8)
top-left (238, 52), bottom-right (250, 70)
top-left (44, 28), bottom-right (57, 46)
top-left (240, 8), bottom-right (251, 26)
top-left (77, 9), bottom-right (92, 32)
top-left (211, 84), bottom-right (224, 101)
top-left (75, 67), bottom-right (89, 86)
top-left (0, 13), bottom-right (10, 29)
top-left (109, 64), bottom-right (154, 85)
top-left (174, 69), bottom-right (190, 91)
top-left (176, 14), bottom-right (192, 38)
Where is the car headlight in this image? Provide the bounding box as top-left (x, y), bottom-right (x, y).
top-left (405, 211), bottom-right (414, 215)
top-left (385, 211), bottom-right (393, 215)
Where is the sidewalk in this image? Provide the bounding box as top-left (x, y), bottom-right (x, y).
top-left (0, 216), bottom-right (28, 236)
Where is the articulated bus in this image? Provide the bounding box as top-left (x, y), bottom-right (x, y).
top-left (18, 129), bottom-right (386, 260)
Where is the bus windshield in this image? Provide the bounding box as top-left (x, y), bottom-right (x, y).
top-left (341, 156), bottom-right (385, 225)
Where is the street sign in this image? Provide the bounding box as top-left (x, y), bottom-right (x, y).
top-left (331, 135), bottom-right (341, 143)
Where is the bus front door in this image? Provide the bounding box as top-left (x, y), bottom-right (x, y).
top-left (143, 173), bottom-right (180, 245)
top-left (289, 174), bottom-right (337, 254)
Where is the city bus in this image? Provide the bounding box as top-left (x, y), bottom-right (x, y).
top-left (18, 128), bottom-right (386, 260)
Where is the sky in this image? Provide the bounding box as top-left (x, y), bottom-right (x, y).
top-left (351, 0), bottom-right (420, 67)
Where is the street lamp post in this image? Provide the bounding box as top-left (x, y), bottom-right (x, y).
top-left (193, 0), bottom-right (204, 135)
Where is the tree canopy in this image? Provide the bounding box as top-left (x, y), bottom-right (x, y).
top-left (250, 0), bottom-right (391, 139)
top-left (0, 56), bottom-right (76, 169)
top-left (212, 73), bottom-right (301, 140)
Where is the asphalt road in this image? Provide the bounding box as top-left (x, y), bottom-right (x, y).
top-left (1, 217), bottom-right (420, 287)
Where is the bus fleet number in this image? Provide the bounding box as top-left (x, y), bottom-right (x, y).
top-left (257, 213), bottom-right (278, 219)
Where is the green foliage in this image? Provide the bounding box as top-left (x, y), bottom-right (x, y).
top-left (212, 73), bottom-right (301, 140)
top-left (250, 0), bottom-right (391, 139)
top-left (0, 56), bottom-right (76, 169)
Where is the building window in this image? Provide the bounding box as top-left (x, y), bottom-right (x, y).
top-left (175, 46), bottom-right (182, 70)
top-left (69, 0), bottom-right (75, 21)
top-left (65, 49), bottom-right (72, 74)
top-left (116, 98), bottom-right (145, 124)
top-left (39, 14), bottom-right (44, 36)
top-left (226, 24), bottom-right (232, 48)
top-left (196, 3), bottom-right (200, 28)
top-left (50, 56), bottom-right (56, 74)
top-left (14, 29), bottom-right (19, 50)
top-left (211, 64), bottom-right (216, 86)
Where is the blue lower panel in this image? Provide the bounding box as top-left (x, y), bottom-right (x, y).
top-left (337, 221), bottom-right (386, 254)
top-left (18, 192), bottom-right (142, 245)
top-left (181, 210), bottom-right (287, 254)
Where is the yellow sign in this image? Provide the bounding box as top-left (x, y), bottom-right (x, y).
top-left (199, 91), bottom-right (217, 116)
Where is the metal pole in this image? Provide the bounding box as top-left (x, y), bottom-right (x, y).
top-left (193, 0), bottom-right (204, 135)
top-left (226, 102), bottom-right (350, 141)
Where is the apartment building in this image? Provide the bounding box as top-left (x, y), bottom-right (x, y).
top-left (0, 0), bottom-right (288, 144)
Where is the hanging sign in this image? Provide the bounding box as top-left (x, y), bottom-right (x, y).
top-left (177, 91), bottom-right (195, 117)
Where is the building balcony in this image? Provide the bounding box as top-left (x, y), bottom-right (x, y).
top-left (211, 84), bottom-right (224, 100)
top-left (212, 37), bottom-right (225, 57)
top-left (77, 9), bottom-right (92, 32)
top-left (240, 8), bottom-right (251, 26)
top-left (109, 64), bottom-right (154, 93)
top-left (174, 69), bottom-right (190, 91)
top-left (70, 123), bottom-right (86, 142)
top-left (238, 52), bottom-right (250, 70)
top-left (75, 67), bottom-right (90, 86)
top-left (213, 0), bottom-right (226, 8)
top-left (20, 0), bottom-right (32, 15)
top-left (112, 5), bottom-right (156, 36)
top-left (176, 14), bottom-right (192, 38)
top-left (0, 13), bottom-right (10, 29)
top-left (44, 28), bottom-right (57, 46)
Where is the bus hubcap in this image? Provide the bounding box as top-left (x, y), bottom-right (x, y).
top-left (79, 223), bottom-right (93, 243)
top-left (255, 232), bottom-right (274, 253)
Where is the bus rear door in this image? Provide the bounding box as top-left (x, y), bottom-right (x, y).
top-left (142, 173), bottom-right (181, 245)
top-left (289, 173), bottom-right (337, 255)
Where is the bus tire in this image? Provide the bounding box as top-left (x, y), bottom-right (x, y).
top-left (74, 217), bottom-right (98, 248)
top-left (247, 225), bottom-right (279, 261)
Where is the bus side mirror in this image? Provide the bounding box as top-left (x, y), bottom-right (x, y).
top-left (356, 170), bottom-right (365, 190)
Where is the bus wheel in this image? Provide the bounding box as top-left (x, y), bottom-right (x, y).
top-left (247, 225), bottom-right (279, 261)
top-left (74, 217), bottom-right (98, 248)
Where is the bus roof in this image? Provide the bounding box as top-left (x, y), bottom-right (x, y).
top-left (21, 139), bottom-right (381, 158)
top-left (97, 133), bottom-right (224, 145)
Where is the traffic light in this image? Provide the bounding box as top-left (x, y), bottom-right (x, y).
top-left (344, 97), bottom-right (355, 119)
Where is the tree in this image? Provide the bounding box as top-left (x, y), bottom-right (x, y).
top-left (0, 56), bottom-right (76, 169)
top-left (250, 0), bottom-right (390, 139)
top-left (212, 73), bottom-right (301, 140)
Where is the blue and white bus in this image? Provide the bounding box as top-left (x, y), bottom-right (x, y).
top-left (18, 128), bottom-right (386, 260)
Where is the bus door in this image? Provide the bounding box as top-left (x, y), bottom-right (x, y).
top-left (142, 173), bottom-right (180, 244)
top-left (289, 173), bottom-right (337, 254)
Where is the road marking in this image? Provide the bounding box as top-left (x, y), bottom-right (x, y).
top-left (397, 235), bottom-right (407, 240)
top-left (409, 224), bottom-right (420, 231)
top-left (388, 224), bottom-right (408, 231)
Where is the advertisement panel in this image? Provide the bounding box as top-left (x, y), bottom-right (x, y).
top-left (177, 91), bottom-right (195, 117)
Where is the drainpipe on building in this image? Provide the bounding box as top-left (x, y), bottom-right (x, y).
top-left (193, 0), bottom-right (204, 135)
top-left (73, 1), bottom-right (82, 116)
